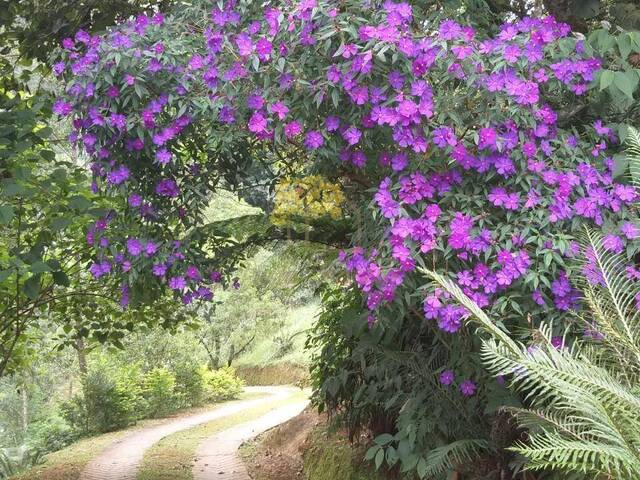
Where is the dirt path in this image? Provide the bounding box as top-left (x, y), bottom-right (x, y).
top-left (79, 386), bottom-right (298, 480)
top-left (192, 401), bottom-right (308, 480)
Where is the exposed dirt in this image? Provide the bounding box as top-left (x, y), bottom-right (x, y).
top-left (241, 408), bottom-right (321, 480)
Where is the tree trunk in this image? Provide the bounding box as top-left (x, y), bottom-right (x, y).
top-left (213, 338), bottom-right (221, 369)
top-left (76, 337), bottom-right (87, 375)
top-left (227, 343), bottom-right (235, 367)
top-left (21, 386), bottom-right (28, 435)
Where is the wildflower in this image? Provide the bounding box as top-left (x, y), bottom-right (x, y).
top-left (459, 380), bottom-right (476, 396)
top-left (304, 131), bottom-right (324, 149)
top-left (439, 370), bottom-right (455, 386)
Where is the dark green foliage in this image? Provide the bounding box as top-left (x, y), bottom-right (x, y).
top-left (0, 445), bottom-right (44, 479)
top-left (27, 416), bottom-right (78, 454)
top-left (172, 360), bottom-right (206, 408)
top-left (62, 362), bottom-right (142, 434)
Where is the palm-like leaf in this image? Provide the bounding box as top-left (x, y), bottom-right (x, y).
top-left (423, 230), bottom-right (640, 478)
top-left (420, 439), bottom-right (492, 477)
top-left (626, 126), bottom-right (640, 191)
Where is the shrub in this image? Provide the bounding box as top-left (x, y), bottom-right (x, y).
top-left (142, 367), bottom-right (179, 418)
top-left (62, 361), bottom-right (143, 434)
top-left (0, 446), bottom-right (44, 480)
top-left (27, 415), bottom-right (78, 454)
top-left (173, 360), bottom-right (206, 408)
top-left (428, 227), bottom-right (640, 477)
top-left (200, 367), bottom-right (244, 402)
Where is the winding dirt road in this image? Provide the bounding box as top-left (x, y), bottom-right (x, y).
top-left (79, 386), bottom-right (306, 480)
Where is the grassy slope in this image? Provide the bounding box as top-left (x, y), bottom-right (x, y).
top-left (136, 389), bottom-right (309, 480)
top-left (234, 302), bottom-right (318, 385)
top-left (303, 425), bottom-right (387, 480)
top-left (11, 392), bottom-right (266, 480)
top-left (239, 412), bottom-right (388, 480)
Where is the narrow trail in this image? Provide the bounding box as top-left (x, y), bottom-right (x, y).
top-left (79, 386), bottom-right (301, 480)
top-left (192, 401), bottom-right (308, 480)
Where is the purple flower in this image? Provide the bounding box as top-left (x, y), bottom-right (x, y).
top-left (186, 265), bottom-right (201, 280)
top-left (602, 234), bottom-right (624, 254)
top-left (459, 380), bottom-right (476, 396)
top-left (284, 121), bottom-right (302, 138)
top-left (621, 222), bottom-right (640, 240)
top-left (248, 112), bottom-right (268, 134)
top-left (128, 194), bottom-right (142, 207)
top-left (145, 242), bottom-right (158, 256)
top-left (152, 263), bottom-right (167, 276)
top-left (53, 100), bottom-right (73, 116)
top-left (156, 149), bottom-right (173, 165)
top-left (269, 102), bottom-right (289, 120)
top-left (168, 276), bottom-right (187, 290)
top-left (155, 179), bottom-right (180, 197)
top-left (342, 126), bottom-right (362, 146)
top-left (439, 370), bottom-right (455, 386)
top-left (256, 38), bottom-right (272, 57)
top-left (89, 261), bottom-right (111, 278)
top-left (107, 166), bottom-right (130, 185)
top-left (126, 238), bottom-right (142, 256)
top-left (304, 131), bottom-right (324, 150)
top-left (247, 94), bottom-right (264, 110)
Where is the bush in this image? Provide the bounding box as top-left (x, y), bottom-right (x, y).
top-left (27, 415), bottom-right (78, 454)
top-left (429, 224), bottom-right (640, 478)
top-left (62, 361), bottom-right (143, 434)
top-left (173, 360), bottom-right (206, 408)
top-left (0, 446), bottom-right (44, 480)
top-left (142, 367), bottom-right (179, 418)
top-left (200, 367), bottom-right (244, 402)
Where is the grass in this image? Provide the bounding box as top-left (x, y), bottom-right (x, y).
top-left (10, 391), bottom-right (267, 480)
top-left (136, 389), bottom-right (309, 480)
top-left (303, 425), bottom-right (387, 480)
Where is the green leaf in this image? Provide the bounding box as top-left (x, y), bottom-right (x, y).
top-left (375, 433), bottom-right (395, 445)
top-left (23, 274), bottom-right (41, 300)
top-left (68, 195), bottom-right (92, 211)
top-left (50, 217), bottom-right (72, 231)
top-left (599, 70), bottom-right (614, 91)
top-left (417, 457), bottom-right (428, 478)
top-left (0, 204), bottom-right (14, 224)
top-left (613, 153), bottom-right (628, 178)
top-left (30, 261), bottom-right (51, 274)
top-left (40, 150), bottom-right (56, 161)
top-left (52, 271), bottom-right (70, 287)
top-left (0, 270), bottom-right (12, 282)
top-left (365, 445), bottom-right (380, 461)
top-left (0, 179), bottom-right (25, 197)
top-left (374, 448), bottom-right (384, 469)
top-left (614, 70), bottom-right (639, 99)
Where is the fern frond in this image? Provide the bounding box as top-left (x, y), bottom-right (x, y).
top-left (579, 228), bottom-right (640, 371)
top-left (481, 339), bottom-right (640, 411)
top-left (422, 269), bottom-right (520, 354)
top-left (626, 126), bottom-right (640, 191)
top-left (422, 439), bottom-right (492, 478)
top-left (512, 431), bottom-right (640, 478)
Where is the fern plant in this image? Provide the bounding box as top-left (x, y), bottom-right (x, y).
top-left (427, 259), bottom-right (640, 479)
top-left (424, 125), bottom-right (640, 479)
top-left (0, 446), bottom-right (44, 479)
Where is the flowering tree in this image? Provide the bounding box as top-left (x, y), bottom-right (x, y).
top-left (52, 0), bottom-right (640, 475)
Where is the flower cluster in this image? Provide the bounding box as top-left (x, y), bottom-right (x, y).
top-left (53, 1), bottom-right (637, 354)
